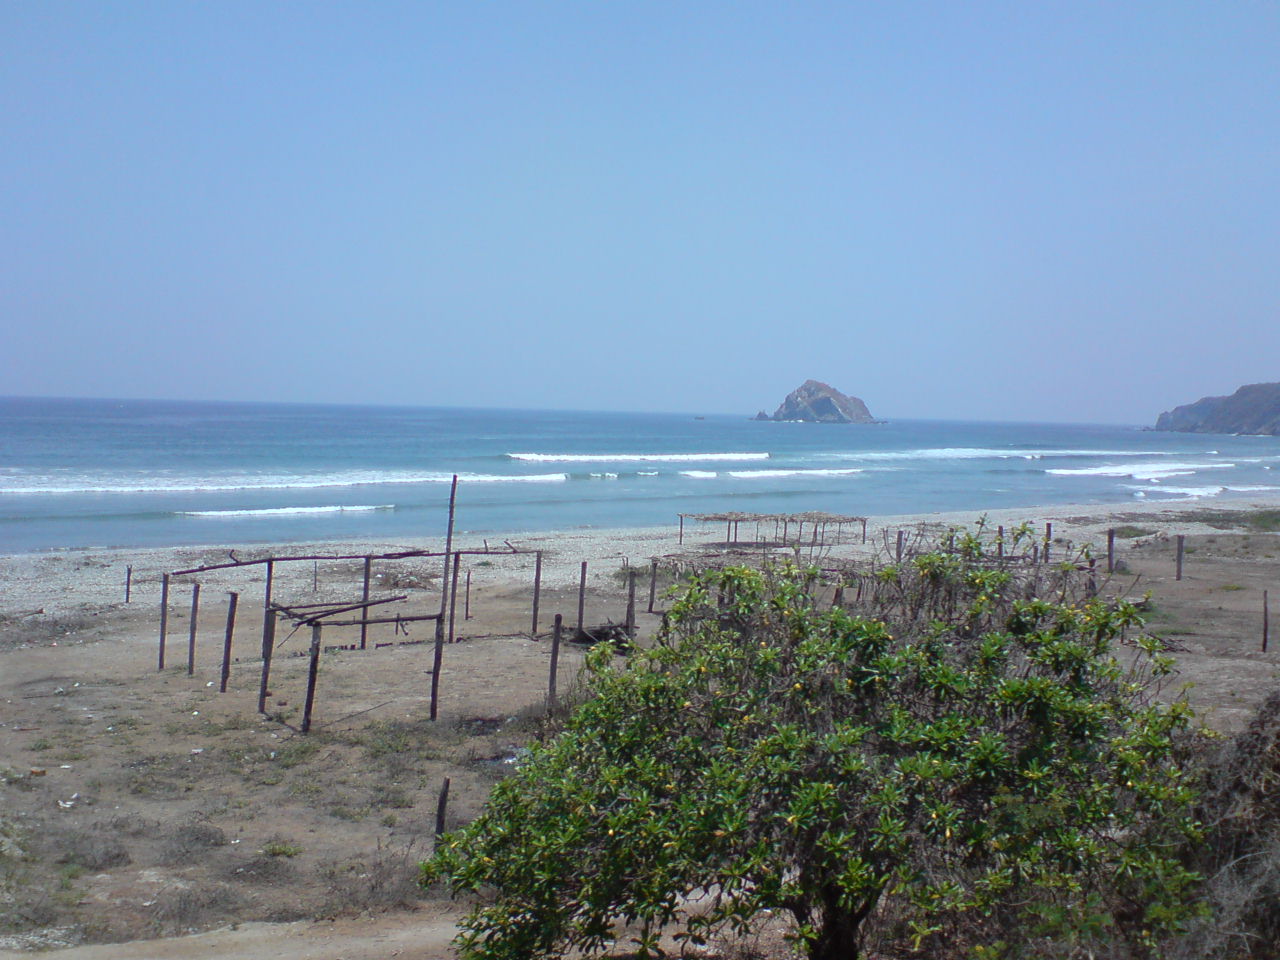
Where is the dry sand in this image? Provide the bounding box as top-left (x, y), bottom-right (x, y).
top-left (2, 496), bottom-right (1279, 958)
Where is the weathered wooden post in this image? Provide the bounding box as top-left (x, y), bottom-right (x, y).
top-left (626, 569), bottom-right (637, 639)
top-left (434, 475), bottom-right (459, 656)
top-left (312, 560), bottom-right (318, 592)
top-left (301, 623), bottom-right (321, 734)
top-left (1176, 535), bottom-right (1186, 581)
top-left (359, 556), bottom-right (372, 650)
top-left (1107, 528), bottom-right (1116, 574)
top-left (186, 582), bottom-right (200, 676)
top-left (464, 569), bottom-right (472, 620)
top-left (577, 561), bottom-right (587, 634)
top-left (1264, 589), bottom-right (1270, 653)
top-left (997, 525), bottom-right (1004, 560)
top-left (158, 573), bottom-right (170, 671)
top-left (895, 530), bottom-right (904, 564)
top-left (1032, 544), bottom-right (1040, 564)
top-left (678, 514), bottom-right (684, 545)
top-left (1043, 523), bottom-right (1052, 563)
top-left (219, 591), bottom-right (238, 693)
top-left (435, 777), bottom-right (451, 843)
top-left (647, 559), bottom-right (658, 613)
top-left (125, 565), bottom-right (132, 603)
top-left (257, 560), bottom-right (275, 714)
top-left (548, 614), bottom-right (563, 708)
top-left (861, 518), bottom-right (867, 544)
top-left (531, 551), bottom-right (543, 635)
top-left (448, 551), bottom-right (461, 643)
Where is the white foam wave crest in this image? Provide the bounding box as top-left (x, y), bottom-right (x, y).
top-left (830, 448), bottom-right (1177, 463)
top-left (179, 505), bottom-right (394, 518)
top-left (727, 468), bottom-right (864, 479)
top-left (1047, 462), bottom-right (1235, 481)
top-left (0, 471), bottom-right (568, 494)
top-left (680, 470), bottom-right (718, 479)
top-left (1121, 484), bottom-right (1280, 501)
top-left (508, 452), bottom-right (769, 463)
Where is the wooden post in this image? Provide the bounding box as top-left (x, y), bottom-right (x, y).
top-left (726, 519), bottom-right (732, 543)
top-left (125, 565), bottom-right (132, 603)
top-left (312, 560), bottom-right (318, 592)
top-left (434, 777), bottom-right (451, 842)
top-left (895, 530), bottom-right (904, 564)
top-left (548, 613), bottom-right (563, 708)
top-left (448, 551), bottom-right (461, 643)
top-left (832, 584), bottom-right (844, 609)
top-left (301, 623), bottom-right (321, 734)
top-left (434, 475), bottom-right (459, 655)
top-left (997, 525), bottom-right (1004, 560)
top-left (1043, 523), bottom-right (1052, 563)
top-left (1107, 528), bottom-right (1116, 574)
top-left (464, 569), bottom-right (472, 620)
top-left (1176, 535), bottom-right (1185, 581)
top-left (1032, 544), bottom-right (1040, 564)
top-left (359, 556), bottom-right (372, 650)
top-left (158, 573), bottom-right (169, 671)
top-left (647, 559), bottom-right (658, 613)
top-left (219, 591), bottom-right (238, 693)
top-left (626, 569), bottom-right (637, 639)
top-left (861, 518), bottom-right (867, 544)
top-left (186, 582), bottom-right (200, 676)
top-left (577, 561), bottom-right (587, 634)
top-left (1264, 589), bottom-right (1270, 653)
top-left (257, 560), bottom-right (275, 714)
top-left (678, 515), bottom-right (684, 545)
top-left (531, 551), bottom-right (543, 635)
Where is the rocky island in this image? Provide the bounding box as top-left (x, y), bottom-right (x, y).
top-left (754, 379), bottom-right (876, 423)
top-left (1154, 382), bottom-right (1280, 437)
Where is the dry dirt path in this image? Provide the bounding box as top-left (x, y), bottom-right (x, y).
top-left (0, 909), bottom-right (462, 960)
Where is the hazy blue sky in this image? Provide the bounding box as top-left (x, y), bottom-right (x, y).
top-left (2, 2), bottom-right (1276, 423)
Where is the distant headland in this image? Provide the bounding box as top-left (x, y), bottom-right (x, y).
top-left (1154, 382), bottom-right (1280, 437)
top-left (754, 380), bottom-right (877, 423)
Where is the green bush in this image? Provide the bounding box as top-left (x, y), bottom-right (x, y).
top-left (424, 551), bottom-right (1202, 960)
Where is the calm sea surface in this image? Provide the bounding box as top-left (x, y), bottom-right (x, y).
top-left (2, 397), bottom-right (1279, 553)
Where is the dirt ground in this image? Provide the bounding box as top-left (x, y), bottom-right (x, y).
top-left (2, 510), bottom-right (1279, 959)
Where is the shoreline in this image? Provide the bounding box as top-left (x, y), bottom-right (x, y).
top-left (5, 493), bottom-right (1280, 619)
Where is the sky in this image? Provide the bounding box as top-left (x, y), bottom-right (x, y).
top-left (2, 2), bottom-right (1277, 424)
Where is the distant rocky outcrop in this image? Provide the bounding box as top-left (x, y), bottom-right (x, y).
top-left (754, 380), bottom-right (875, 424)
top-left (1155, 382), bottom-right (1280, 436)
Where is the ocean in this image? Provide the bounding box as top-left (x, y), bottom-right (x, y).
top-left (2, 396), bottom-right (1279, 554)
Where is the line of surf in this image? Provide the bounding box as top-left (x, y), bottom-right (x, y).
top-left (178, 505), bottom-right (396, 518)
top-left (0, 472), bottom-right (570, 494)
top-left (507, 452), bottom-right (770, 463)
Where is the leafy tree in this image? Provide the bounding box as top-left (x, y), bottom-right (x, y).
top-left (423, 541), bottom-right (1202, 959)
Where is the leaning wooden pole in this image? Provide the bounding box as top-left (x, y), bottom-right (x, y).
top-left (1264, 589), bottom-right (1270, 654)
top-left (186, 582), bottom-right (200, 677)
top-left (301, 623), bottom-right (322, 734)
top-left (577, 561), bottom-right (587, 635)
top-left (434, 475), bottom-right (459, 653)
top-left (647, 559), bottom-right (658, 613)
top-left (158, 572), bottom-right (170, 672)
top-left (626, 569), bottom-right (637, 639)
top-left (531, 551), bottom-right (543, 635)
top-left (464, 569), bottom-right (472, 620)
top-left (548, 613), bottom-right (563, 708)
top-left (219, 591), bottom-right (238, 693)
top-left (257, 560), bottom-right (275, 714)
top-left (359, 556), bottom-right (372, 650)
top-left (448, 551), bottom-right (461, 643)
top-left (434, 777), bottom-right (451, 845)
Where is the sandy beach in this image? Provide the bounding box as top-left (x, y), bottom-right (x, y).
top-left (3, 494), bottom-right (1280, 958)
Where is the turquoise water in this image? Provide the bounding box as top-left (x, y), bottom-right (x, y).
top-left (2, 397), bottom-right (1279, 553)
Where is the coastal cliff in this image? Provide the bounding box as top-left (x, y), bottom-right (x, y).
top-left (755, 380), bottom-right (875, 423)
top-left (1154, 382), bottom-right (1280, 436)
